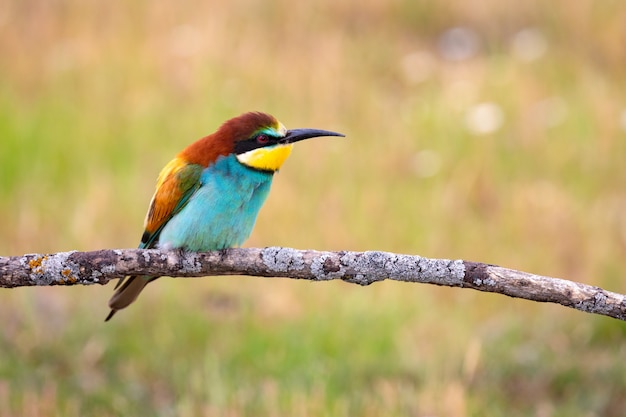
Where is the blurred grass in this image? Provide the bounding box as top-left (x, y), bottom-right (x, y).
top-left (1, 0), bottom-right (626, 415)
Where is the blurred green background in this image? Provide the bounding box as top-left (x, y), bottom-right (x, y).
top-left (1, 0), bottom-right (626, 415)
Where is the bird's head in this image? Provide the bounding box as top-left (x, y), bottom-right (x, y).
top-left (212, 112), bottom-right (344, 172)
top-left (180, 112), bottom-right (344, 172)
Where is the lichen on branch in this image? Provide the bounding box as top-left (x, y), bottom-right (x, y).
top-left (1, 247), bottom-right (625, 321)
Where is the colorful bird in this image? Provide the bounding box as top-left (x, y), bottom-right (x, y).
top-left (105, 112), bottom-right (343, 321)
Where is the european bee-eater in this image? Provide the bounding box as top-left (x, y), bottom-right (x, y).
top-left (105, 112), bottom-right (343, 321)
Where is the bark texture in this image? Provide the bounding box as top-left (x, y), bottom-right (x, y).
top-left (1, 248), bottom-right (624, 321)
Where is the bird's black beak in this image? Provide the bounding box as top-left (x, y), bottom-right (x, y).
top-left (281, 128), bottom-right (345, 144)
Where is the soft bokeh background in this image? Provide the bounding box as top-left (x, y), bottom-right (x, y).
top-left (1, 0), bottom-right (626, 415)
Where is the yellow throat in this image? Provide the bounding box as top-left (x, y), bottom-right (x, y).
top-left (236, 144), bottom-right (293, 172)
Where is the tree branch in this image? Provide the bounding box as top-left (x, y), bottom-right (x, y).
top-left (1, 247), bottom-right (624, 321)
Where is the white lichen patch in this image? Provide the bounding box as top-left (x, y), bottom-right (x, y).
top-left (417, 257), bottom-right (465, 285)
top-left (34, 251), bottom-right (79, 285)
top-left (339, 252), bottom-right (358, 266)
top-left (262, 247), bottom-right (304, 272)
top-left (90, 270), bottom-right (102, 283)
top-left (384, 254), bottom-right (422, 282)
top-left (351, 251), bottom-right (391, 282)
top-left (101, 265), bottom-right (116, 273)
top-left (345, 253), bottom-right (465, 285)
top-left (364, 251), bottom-right (389, 270)
top-left (594, 291), bottom-right (608, 307)
top-left (181, 252), bottom-right (202, 274)
top-left (448, 259), bottom-right (466, 280)
top-left (310, 254), bottom-right (344, 280)
top-left (100, 264), bottom-right (117, 280)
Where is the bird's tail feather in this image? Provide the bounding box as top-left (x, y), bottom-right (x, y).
top-left (105, 275), bottom-right (154, 321)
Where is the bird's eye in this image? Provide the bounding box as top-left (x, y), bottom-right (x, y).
top-left (256, 134), bottom-right (269, 144)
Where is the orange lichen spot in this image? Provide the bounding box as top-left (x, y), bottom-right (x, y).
top-left (29, 257), bottom-right (42, 269)
top-left (28, 256), bottom-right (47, 274)
top-left (61, 269), bottom-right (76, 283)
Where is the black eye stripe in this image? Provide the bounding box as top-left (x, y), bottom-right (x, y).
top-left (234, 134), bottom-right (280, 155)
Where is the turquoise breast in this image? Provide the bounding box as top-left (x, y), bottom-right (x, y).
top-left (158, 154), bottom-right (274, 251)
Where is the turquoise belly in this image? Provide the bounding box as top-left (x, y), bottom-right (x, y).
top-left (158, 154), bottom-right (274, 251)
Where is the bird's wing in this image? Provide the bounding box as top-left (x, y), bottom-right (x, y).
top-left (111, 159), bottom-right (203, 294)
top-left (140, 157), bottom-right (204, 249)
